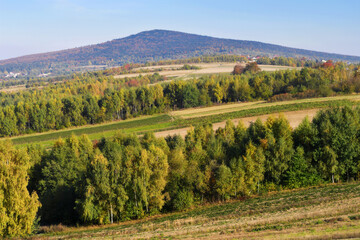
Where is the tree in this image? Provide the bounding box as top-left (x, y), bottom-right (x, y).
top-left (146, 145), bottom-right (169, 212)
top-left (284, 147), bottom-right (321, 188)
top-left (166, 148), bottom-right (189, 210)
top-left (242, 142), bottom-right (265, 195)
top-left (0, 141), bottom-right (40, 237)
top-left (99, 140), bottom-right (128, 222)
top-left (229, 158), bottom-right (245, 197)
top-left (37, 136), bottom-right (91, 225)
top-left (215, 164), bottom-right (233, 200)
top-left (293, 116), bottom-right (317, 156)
top-left (247, 118), bottom-right (266, 145)
top-left (263, 116), bottom-right (293, 184)
top-left (318, 146), bottom-right (338, 183)
top-left (312, 107), bottom-right (359, 181)
top-left (232, 64), bottom-right (244, 75)
top-left (77, 153), bottom-right (111, 224)
top-left (182, 83), bottom-right (200, 108)
top-left (15, 102), bottom-right (29, 134)
top-left (244, 62), bottom-right (261, 74)
top-left (0, 106), bottom-right (18, 137)
top-left (213, 83), bottom-right (224, 103)
top-left (83, 95), bottom-right (100, 124)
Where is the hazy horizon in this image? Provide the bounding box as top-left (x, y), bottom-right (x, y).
top-left (1, 0), bottom-right (359, 60)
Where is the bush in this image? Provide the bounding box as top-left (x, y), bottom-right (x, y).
top-left (232, 64), bottom-right (244, 75)
top-left (180, 64), bottom-right (200, 70)
top-left (268, 93), bottom-right (294, 102)
top-left (172, 190), bottom-right (194, 211)
top-left (37, 224), bottom-right (67, 234)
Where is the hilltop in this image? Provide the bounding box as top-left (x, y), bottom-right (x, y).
top-left (1, 30), bottom-right (360, 74)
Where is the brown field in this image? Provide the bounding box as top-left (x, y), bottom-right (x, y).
top-left (155, 109), bottom-right (318, 138)
top-left (114, 63), bottom-right (301, 79)
top-left (0, 84), bottom-right (27, 93)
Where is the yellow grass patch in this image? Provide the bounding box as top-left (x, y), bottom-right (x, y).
top-left (114, 63), bottom-right (300, 79)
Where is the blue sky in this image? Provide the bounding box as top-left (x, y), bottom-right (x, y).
top-left (1, 0), bottom-right (359, 60)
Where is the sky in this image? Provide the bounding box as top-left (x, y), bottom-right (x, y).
top-left (0, 0), bottom-right (360, 60)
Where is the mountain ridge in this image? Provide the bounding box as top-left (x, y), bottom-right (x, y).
top-left (1, 29), bottom-right (360, 74)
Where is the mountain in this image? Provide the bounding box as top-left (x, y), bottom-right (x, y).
top-left (1, 29), bottom-right (360, 75)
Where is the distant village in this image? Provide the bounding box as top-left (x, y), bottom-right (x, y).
top-left (4, 72), bottom-right (51, 78)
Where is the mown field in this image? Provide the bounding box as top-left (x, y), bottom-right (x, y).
top-left (114, 63), bottom-right (300, 80)
top-left (171, 95), bottom-right (360, 119)
top-left (10, 114), bottom-right (173, 147)
top-left (31, 182), bottom-right (360, 239)
top-left (7, 95), bottom-right (360, 148)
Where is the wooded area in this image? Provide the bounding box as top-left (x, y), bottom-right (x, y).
top-left (1, 105), bottom-right (359, 236)
top-left (0, 61), bottom-right (358, 138)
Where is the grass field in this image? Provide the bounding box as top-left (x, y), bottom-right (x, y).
top-left (156, 109), bottom-right (320, 138)
top-left (10, 114), bottom-right (172, 148)
top-left (30, 182), bottom-right (360, 239)
top-left (6, 95), bottom-right (360, 148)
top-left (114, 63), bottom-right (300, 80)
top-left (171, 95), bottom-right (360, 119)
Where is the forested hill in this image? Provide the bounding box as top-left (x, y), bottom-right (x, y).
top-left (1, 29), bottom-right (360, 73)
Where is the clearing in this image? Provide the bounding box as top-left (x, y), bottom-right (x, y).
top-left (31, 182), bottom-right (360, 239)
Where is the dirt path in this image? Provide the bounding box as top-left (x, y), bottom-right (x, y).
top-left (155, 109), bottom-right (319, 138)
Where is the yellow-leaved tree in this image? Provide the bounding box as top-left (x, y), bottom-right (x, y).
top-left (0, 140), bottom-right (41, 237)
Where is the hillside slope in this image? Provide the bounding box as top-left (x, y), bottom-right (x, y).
top-left (33, 182), bottom-right (360, 239)
top-left (1, 29), bottom-right (360, 73)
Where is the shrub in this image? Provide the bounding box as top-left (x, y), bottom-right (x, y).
top-left (172, 190), bottom-right (194, 211)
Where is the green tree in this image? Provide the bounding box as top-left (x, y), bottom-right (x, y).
top-left (312, 107), bottom-right (359, 181)
top-left (263, 116), bottom-right (293, 184)
top-left (284, 147), bottom-right (321, 188)
top-left (242, 142), bottom-right (265, 195)
top-left (78, 153), bottom-right (111, 224)
top-left (182, 83), bottom-right (200, 108)
top-left (99, 140), bottom-right (128, 222)
top-left (215, 164), bottom-right (233, 200)
top-left (229, 157), bottom-right (245, 197)
top-left (37, 135), bottom-right (91, 224)
top-left (318, 146), bottom-right (338, 183)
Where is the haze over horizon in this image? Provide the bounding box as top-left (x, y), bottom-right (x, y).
top-left (1, 0), bottom-right (360, 60)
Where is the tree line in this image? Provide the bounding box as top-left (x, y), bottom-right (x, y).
top-left (256, 56), bottom-right (318, 67)
top-left (2, 106), bottom-right (360, 237)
